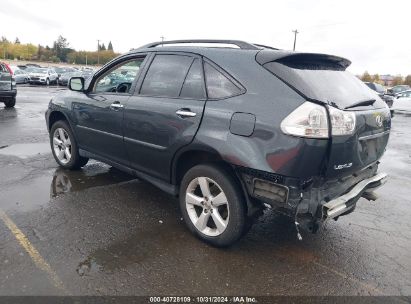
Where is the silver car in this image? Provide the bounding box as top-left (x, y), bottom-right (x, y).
top-left (393, 90), bottom-right (411, 113)
top-left (12, 69), bottom-right (30, 84)
top-left (28, 67), bottom-right (58, 85)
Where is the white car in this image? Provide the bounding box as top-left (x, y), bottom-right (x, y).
top-left (393, 90), bottom-right (411, 113)
top-left (27, 67), bottom-right (59, 85)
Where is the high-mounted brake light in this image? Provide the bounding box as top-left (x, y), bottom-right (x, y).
top-left (281, 102), bottom-right (356, 139)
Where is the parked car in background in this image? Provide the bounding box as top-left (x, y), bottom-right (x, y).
top-left (58, 71), bottom-right (81, 86)
top-left (9, 66), bottom-right (30, 84)
top-left (387, 85), bottom-right (410, 96)
top-left (364, 82), bottom-right (394, 108)
top-left (0, 62), bottom-right (17, 107)
top-left (28, 67), bottom-right (58, 85)
top-left (59, 70), bottom-right (94, 86)
top-left (393, 90), bottom-right (411, 113)
top-left (53, 66), bottom-right (78, 80)
top-left (46, 39), bottom-right (390, 246)
top-left (13, 69), bottom-right (30, 84)
top-left (26, 63), bottom-right (41, 68)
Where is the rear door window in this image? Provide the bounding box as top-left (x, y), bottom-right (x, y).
top-left (140, 54), bottom-right (193, 97)
top-left (180, 59), bottom-right (206, 99)
top-left (204, 62), bottom-right (242, 99)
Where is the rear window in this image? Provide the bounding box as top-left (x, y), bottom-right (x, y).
top-left (264, 61), bottom-right (385, 109)
top-left (374, 83), bottom-right (385, 94)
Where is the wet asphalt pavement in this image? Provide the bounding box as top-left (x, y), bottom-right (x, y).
top-left (0, 86), bottom-right (410, 296)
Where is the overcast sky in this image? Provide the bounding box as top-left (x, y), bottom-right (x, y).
top-left (1, 0), bottom-right (410, 75)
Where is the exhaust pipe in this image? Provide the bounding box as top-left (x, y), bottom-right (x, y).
top-left (323, 173), bottom-right (387, 219)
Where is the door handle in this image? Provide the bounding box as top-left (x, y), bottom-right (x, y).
top-left (176, 109), bottom-right (196, 118)
top-left (110, 102), bottom-right (124, 110)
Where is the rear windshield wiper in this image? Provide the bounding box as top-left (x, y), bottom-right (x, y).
top-left (344, 99), bottom-right (376, 109)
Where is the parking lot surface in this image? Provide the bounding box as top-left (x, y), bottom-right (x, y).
top-left (0, 86), bottom-right (410, 296)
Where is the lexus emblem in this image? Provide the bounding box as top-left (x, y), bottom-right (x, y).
top-left (375, 115), bottom-right (383, 127)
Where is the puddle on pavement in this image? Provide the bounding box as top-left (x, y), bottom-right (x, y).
top-left (0, 142), bottom-right (51, 158)
top-left (51, 162), bottom-right (134, 197)
top-left (0, 162), bottom-right (135, 211)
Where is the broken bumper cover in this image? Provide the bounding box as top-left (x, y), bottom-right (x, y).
top-left (322, 172), bottom-right (388, 219)
top-left (236, 164), bottom-right (388, 231)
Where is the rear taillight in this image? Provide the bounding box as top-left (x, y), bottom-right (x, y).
top-left (328, 106), bottom-right (356, 136)
top-left (281, 102), bottom-right (329, 138)
top-left (281, 102), bottom-right (356, 139)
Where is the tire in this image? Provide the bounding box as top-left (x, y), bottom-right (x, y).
top-left (179, 164), bottom-right (248, 247)
top-left (4, 97), bottom-right (16, 108)
top-left (50, 120), bottom-right (89, 170)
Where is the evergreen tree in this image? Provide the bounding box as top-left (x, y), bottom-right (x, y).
top-left (108, 41), bottom-right (113, 51)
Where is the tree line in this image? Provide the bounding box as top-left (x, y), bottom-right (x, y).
top-left (0, 35), bottom-right (119, 65)
top-left (360, 71), bottom-right (411, 87)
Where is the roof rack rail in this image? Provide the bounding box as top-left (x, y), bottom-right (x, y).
top-left (139, 39), bottom-right (261, 50)
top-left (252, 43), bottom-right (279, 50)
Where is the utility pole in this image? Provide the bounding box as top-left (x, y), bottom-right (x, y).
top-left (160, 36), bottom-right (165, 46)
top-left (292, 29), bottom-right (299, 51)
top-left (97, 39), bottom-right (100, 65)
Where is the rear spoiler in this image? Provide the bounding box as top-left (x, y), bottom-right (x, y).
top-left (256, 50), bottom-right (351, 71)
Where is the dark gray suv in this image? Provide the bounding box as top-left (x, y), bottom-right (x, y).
top-left (0, 62), bottom-right (17, 108)
top-left (45, 40), bottom-right (390, 246)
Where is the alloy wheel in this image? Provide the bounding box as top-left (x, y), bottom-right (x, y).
top-left (53, 128), bottom-right (72, 164)
top-left (185, 177), bottom-right (229, 236)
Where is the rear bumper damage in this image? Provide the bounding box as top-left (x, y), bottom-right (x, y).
top-left (322, 172), bottom-right (387, 219)
top-left (237, 163), bottom-right (388, 233)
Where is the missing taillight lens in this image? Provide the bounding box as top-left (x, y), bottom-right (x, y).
top-left (281, 102), bottom-right (329, 138)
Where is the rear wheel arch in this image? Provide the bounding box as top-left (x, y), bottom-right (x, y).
top-left (172, 148), bottom-right (251, 207)
top-left (173, 148), bottom-right (228, 186)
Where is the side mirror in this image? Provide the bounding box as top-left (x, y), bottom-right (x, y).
top-left (69, 77), bottom-right (85, 92)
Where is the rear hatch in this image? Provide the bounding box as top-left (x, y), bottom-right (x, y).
top-left (258, 51), bottom-right (391, 179)
top-left (0, 63), bottom-right (12, 91)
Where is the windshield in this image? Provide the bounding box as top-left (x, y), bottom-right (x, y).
top-left (264, 61), bottom-right (386, 109)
